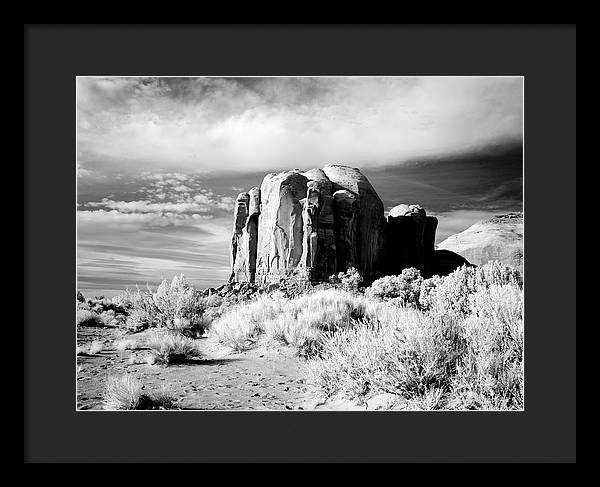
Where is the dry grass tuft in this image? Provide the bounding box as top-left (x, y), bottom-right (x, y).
top-left (102, 374), bottom-right (178, 410)
top-left (147, 333), bottom-right (202, 365)
top-left (76, 310), bottom-right (105, 327)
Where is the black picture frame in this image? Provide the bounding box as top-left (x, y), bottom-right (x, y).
top-left (24, 24), bottom-right (576, 463)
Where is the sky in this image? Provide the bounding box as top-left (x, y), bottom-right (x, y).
top-left (77, 76), bottom-right (523, 297)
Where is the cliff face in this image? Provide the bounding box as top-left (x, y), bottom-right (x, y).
top-left (230, 164), bottom-right (440, 284)
top-left (386, 204), bottom-right (438, 278)
top-left (437, 212), bottom-right (524, 272)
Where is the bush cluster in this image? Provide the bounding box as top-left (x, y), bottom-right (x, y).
top-left (306, 261), bottom-right (524, 410)
top-left (328, 267), bottom-right (363, 291)
top-left (211, 261), bottom-right (524, 410)
top-left (366, 267), bottom-right (423, 306)
top-left (87, 275), bottom-right (220, 335)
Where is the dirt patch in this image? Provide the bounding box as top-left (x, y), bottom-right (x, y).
top-left (77, 327), bottom-right (315, 410)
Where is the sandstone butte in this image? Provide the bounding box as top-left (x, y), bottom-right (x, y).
top-left (229, 164), bottom-right (523, 285)
top-left (230, 164), bottom-right (437, 285)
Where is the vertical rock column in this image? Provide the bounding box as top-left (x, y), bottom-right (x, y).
top-left (230, 188), bottom-right (262, 283)
top-left (246, 187), bottom-right (261, 282)
top-left (332, 190), bottom-right (359, 273)
top-left (255, 170), bottom-right (309, 284)
top-left (230, 192), bottom-right (250, 282)
top-left (299, 168), bottom-right (337, 281)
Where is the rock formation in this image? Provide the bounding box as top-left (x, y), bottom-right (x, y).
top-left (322, 164), bottom-right (386, 279)
top-left (437, 212), bottom-right (524, 272)
top-left (255, 170), bottom-right (309, 283)
top-left (385, 204), bottom-right (438, 278)
top-left (229, 164), bottom-right (459, 284)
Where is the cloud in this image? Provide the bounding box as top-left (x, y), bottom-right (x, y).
top-left (77, 77), bottom-right (523, 176)
top-left (77, 209), bottom-right (213, 227)
top-left (86, 199), bottom-right (211, 215)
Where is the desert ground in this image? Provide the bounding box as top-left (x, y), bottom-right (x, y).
top-left (77, 261), bottom-right (524, 412)
top-left (77, 326), bottom-right (317, 411)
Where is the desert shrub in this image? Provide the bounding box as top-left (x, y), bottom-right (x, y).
top-left (366, 268), bottom-right (423, 307)
top-left (153, 275), bottom-right (205, 330)
top-left (102, 374), bottom-right (177, 410)
top-left (210, 296), bottom-right (277, 351)
top-left (114, 287), bottom-right (156, 311)
top-left (418, 261), bottom-right (523, 316)
top-left (418, 275), bottom-right (444, 310)
top-left (329, 267), bottom-right (363, 291)
top-left (76, 310), bottom-right (105, 327)
top-left (306, 271), bottom-right (524, 410)
top-left (211, 289), bottom-right (368, 355)
top-left (448, 284), bottom-right (524, 410)
top-left (125, 307), bottom-right (154, 332)
top-left (98, 309), bottom-right (126, 327)
top-left (145, 386), bottom-right (178, 410)
top-left (113, 287), bottom-right (158, 331)
top-left (147, 333), bottom-right (202, 365)
top-left (114, 276), bottom-right (206, 334)
top-left (306, 306), bottom-right (466, 400)
top-left (473, 260), bottom-right (523, 289)
top-left (103, 374), bottom-right (143, 409)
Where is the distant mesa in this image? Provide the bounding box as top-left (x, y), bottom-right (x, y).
top-left (437, 212), bottom-right (524, 272)
top-left (229, 165), bottom-right (521, 285)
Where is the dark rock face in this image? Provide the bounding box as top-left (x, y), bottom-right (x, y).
top-left (300, 169), bottom-right (337, 281)
top-left (386, 204), bottom-right (438, 278)
top-left (230, 187), bottom-right (262, 282)
top-left (332, 190), bottom-right (359, 275)
top-left (323, 164), bottom-right (386, 280)
top-left (229, 164), bottom-right (442, 284)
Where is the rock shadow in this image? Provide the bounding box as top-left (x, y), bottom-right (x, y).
top-left (432, 249), bottom-right (474, 276)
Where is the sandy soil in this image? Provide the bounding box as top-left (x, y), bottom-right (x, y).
top-left (76, 326), bottom-right (317, 411)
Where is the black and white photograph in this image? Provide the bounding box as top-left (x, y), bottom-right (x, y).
top-left (76, 76), bottom-right (525, 411)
